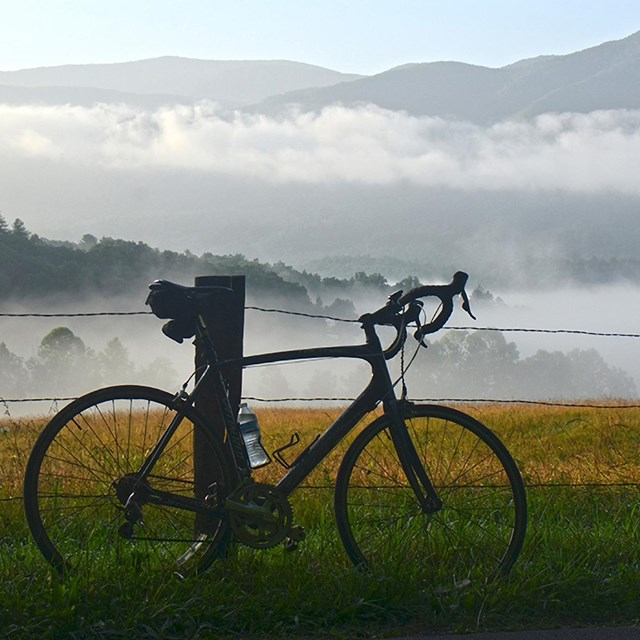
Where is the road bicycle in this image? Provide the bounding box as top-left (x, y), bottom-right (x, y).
top-left (23, 271), bottom-right (527, 586)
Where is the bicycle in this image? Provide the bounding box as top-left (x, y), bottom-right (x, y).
top-left (23, 271), bottom-right (527, 585)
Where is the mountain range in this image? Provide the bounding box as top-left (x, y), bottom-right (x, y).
top-left (0, 57), bottom-right (361, 109)
top-left (1, 30), bottom-right (640, 121)
top-left (259, 29), bottom-right (640, 121)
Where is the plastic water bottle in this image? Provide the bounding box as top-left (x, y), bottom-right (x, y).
top-left (237, 403), bottom-right (271, 468)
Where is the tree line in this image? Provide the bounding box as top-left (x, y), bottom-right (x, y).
top-left (0, 327), bottom-right (177, 401)
top-left (408, 329), bottom-right (636, 400)
top-left (0, 215), bottom-right (416, 311)
top-left (2, 323), bottom-right (634, 404)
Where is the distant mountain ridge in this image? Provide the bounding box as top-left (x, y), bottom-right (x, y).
top-left (1, 30), bottom-right (640, 119)
top-left (0, 57), bottom-right (362, 108)
top-left (257, 30), bottom-right (640, 122)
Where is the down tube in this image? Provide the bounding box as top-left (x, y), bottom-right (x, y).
top-left (275, 382), bottom-right (380, 496)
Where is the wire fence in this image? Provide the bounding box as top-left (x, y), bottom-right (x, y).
top-left (1, 304), bottom-right (640, 407)
top-left (1, 304), bottom-right (639, 497)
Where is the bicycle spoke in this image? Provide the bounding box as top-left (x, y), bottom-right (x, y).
top-left (336, 405), bottom-right (526, 583)
top-left (24, 386), bottom-right (231, 576)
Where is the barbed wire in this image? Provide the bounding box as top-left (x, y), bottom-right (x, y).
top-left (2, 394), bottom-right (639, 409)
top-left (2, 305), bottom-right (639, 408)
top-left (1, 397), bottom-right (77, 403)
top-left (2, 478), bottom-right (639, 503)
top-left (526, 481), bottom-right (640, 489)
top-left (2, 307), bottom-right (638, 499)
top-left (246, 306), bottom-right (360, 323)
top-left (1, 306), bottom-right (639, 338)
top-left (246, 396), bottom-right (640, 409)
top-left (0, 311), bottom-right (151, 317)
top-left (449, 326), bottom-right (640, 338)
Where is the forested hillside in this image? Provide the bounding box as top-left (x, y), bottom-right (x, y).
top-left (2, 216), bottom-right (639, 308)
top-left (0, 216), bottom-right (636, 401)
top-left (0, 215), bottom-right (399, 310)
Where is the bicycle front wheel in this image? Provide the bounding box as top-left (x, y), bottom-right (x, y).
top-left (24, 385), bottom-right (233, 577)
top-left (334, 404), bottom-right (526, 586)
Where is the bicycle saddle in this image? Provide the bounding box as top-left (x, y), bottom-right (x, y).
top-left (146, 280), bottom-right (234, 343)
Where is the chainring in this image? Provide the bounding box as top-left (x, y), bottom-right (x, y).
top-left (227, 483), bottom-right (293, 549)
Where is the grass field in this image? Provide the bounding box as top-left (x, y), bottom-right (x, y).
top-left (0, 403), bottom-right (639, 639)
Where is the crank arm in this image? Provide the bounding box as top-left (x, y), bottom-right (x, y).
top-left (224, 498), bottom-right (278, 523)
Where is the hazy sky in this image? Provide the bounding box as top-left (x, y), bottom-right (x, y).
top-left (1, 0), bottom-right (640, 73)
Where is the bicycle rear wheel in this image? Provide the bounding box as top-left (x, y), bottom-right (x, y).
top-left (24, 385), bottom-right (233, 577)
top-left (334, 404), bottom-right (526, 587)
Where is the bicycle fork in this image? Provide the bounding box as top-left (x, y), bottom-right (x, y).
top-left (385, 400), bottom-right (443, 515)
top-left (364, 323), bottom-right (444, 516)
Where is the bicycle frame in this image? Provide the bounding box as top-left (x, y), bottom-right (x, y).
top-left (26, 272), bottom-right (529, 581)
top-left (184, 311), bottom-right (441, 509)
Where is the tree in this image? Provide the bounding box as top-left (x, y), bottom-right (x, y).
top-left (254, 366), bottom-right (292, 400)
top-left (351, 271), bottom-right (388, 290)
top-left (11, 218), bottom-right (29, 239)
top-left (470, 285), bottom-right (504, 307)
top-left (409, 330), bottom-right (518, 398)
top-left (38, 327), bottom-right (85, 360)
top-left (521, 348), bottom-right (636, 399)
top-left (137, 357), bottom-right (179, 389)
top-left (396, 275), bottom-right (422, 291)
top-left (324, 298), bottom-right (357, 320)
top-left (29, 327), bottom-right (100, 395)
top-left (98, 337), bottom-right (136, 384)
top-left (0, 342), bottom-right (28, 398)
top-left (306, 367), bottom-right (338, 399)
top-left (80, 234), bottom-right (98, 250)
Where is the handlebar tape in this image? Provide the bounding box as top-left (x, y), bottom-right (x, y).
top-left (359, 272), bottom-right (471, 334)
top-left (400, 271), bottom-right (470, 337)
top-left (397, 271), bottom-right (469, 306)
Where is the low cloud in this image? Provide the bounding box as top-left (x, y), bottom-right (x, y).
top-left (1, 102), bottom-right (640, 193)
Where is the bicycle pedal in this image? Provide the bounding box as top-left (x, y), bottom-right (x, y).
top-left (283, 525), bottom-right (306, 551)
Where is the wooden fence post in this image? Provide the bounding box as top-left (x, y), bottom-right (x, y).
top-left (193, 275), bottom-right (245, 504)
top-left (194, 275), bottom-right (245, 434)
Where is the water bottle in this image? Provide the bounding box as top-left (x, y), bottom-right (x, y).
top-left (237, 403), bottom-right (271, 468)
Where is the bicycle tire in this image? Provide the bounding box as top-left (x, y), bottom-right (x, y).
top-left (334, 404), bottom-right (527, 586)
top-left (24, 385), bottom-right (233, 577)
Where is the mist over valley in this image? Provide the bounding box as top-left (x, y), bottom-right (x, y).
top-left (0, 222), bottom-right (638, 411)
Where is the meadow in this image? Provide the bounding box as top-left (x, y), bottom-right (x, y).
top-left (0, 403), bottom-right (639, 639)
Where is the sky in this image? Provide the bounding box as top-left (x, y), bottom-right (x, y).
top-left (1, 0), bottom-right (640, 73)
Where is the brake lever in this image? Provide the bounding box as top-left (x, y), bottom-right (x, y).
top-left (461, 289), bottom-right (477, 320)
top-left (403, 300), bottom-right (423, 326)
top-left (409, 302), bottom-right (429, 349)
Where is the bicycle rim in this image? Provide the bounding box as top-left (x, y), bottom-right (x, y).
top-left (334, 404), bottom-right (527, 587)
top-left (24, 385), bottom-right (232, 577)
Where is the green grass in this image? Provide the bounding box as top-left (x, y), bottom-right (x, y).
top-left (1, 405), bottom-right (639, 639)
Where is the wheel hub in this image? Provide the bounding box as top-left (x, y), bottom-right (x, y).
top-left (113, 474), bottom-right (149, 506)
